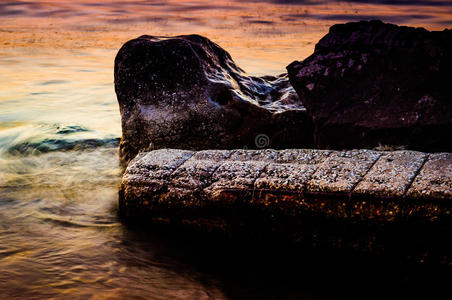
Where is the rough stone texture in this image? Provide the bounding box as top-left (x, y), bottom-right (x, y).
top-left (204, 150), bottom-right (275, 199)
top-left (353, 151), bottom-right (428, 198)
top-left (115, 34), bottom-right (313, 163)
top-left (255, 149), bottom-right (331, 190)
top-left (306, 149), bottom-right (381, 194)
top-left (406, 153), bottom-right (452, 200)
top-left (120, 149), bottom-right (194, 207)
top-left (120, 148), bottom-right (451, 219)
top-left (161, 150), bottom-right (232, 206)
top-left (119, 148), bottom-right (452, 261)
top-left (287, 20), bottom-right (452, 152)
top-left (228, 149), bottom-right (279, 161)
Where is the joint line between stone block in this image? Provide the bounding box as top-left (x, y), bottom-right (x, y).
top-left (349, 152), bottom-right (383, 199)
top-left (402, 153), bottom-right (430, 198)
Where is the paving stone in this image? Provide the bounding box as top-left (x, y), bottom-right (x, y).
top-left (205, 160), bottom-right (269, 197)
top-left (406, 153), bottom-right (452, 200)
top-left (204, 150), bottom-right (279, 196)
top-left (276, 149), bottom-right (332, 164)
top-left (255, 163), bottom-right (319, 190)
top-left (121, 149), bottom-right (194, 203)
top-left (120, 149), bottom-right (451, 215)
top-left (161, 150), bottom-right (233, 204)
top-left (125, 149), bottom-right (194, 181)
top-left (171, 150), bottom-right (233, 189)
top-left (255, 149), bottom-right (331, 190)
top-left (229, 149), bottom-right (279, 161)
top-left (353, 151), bottom-right (428, 198)
top-left (306, 150), bottom-right (381, 194)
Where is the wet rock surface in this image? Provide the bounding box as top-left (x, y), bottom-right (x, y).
top-left (115, 35), bottom-right (313, 163)
top-left (115, 21), bottom-right (452, 262)
top-left (287, 20), bottom-right (452, 152)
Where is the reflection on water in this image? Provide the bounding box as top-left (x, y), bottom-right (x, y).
top-left (0, 0), bottom-right (451, 298)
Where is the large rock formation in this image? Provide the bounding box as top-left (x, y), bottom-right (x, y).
top-left (287, 20), bottom-right (452, 152)
top-left (115, 35), bottom-right (313, 163)
top-left (115, 23), bottom-right (452, 262)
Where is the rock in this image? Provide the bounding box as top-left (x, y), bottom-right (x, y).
top-left (115, 34), bottom-right (313, 163)
top-left (287, 20), bottom-right (452, 152)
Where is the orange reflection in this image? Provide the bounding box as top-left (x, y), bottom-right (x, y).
top-left (0, 0), bottom-right (450, 75)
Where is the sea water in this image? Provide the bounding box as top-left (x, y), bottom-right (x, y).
top-left (0, 0), bottom-right (450, 298)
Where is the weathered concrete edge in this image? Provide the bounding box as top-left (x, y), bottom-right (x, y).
top-left (119, 148), bottom-right (451, 222)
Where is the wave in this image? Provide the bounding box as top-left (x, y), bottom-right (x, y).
top-left (7, 137), bottom-right (120, 156)
top-left (0, 123), bottom-right (120, 157)
top-left (35, 212), bottom-right (120, 228)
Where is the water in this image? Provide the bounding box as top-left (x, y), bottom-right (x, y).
top-left (0, 0), bottom-right (451, 298)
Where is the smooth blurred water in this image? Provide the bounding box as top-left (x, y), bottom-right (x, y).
top-left (0, 0), bottom-right (451, 298)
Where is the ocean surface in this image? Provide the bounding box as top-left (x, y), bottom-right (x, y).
top-left (0, 0), bottom-right (451, 298)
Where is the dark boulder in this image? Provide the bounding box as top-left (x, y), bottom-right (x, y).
top-left (115, 35), bottom-right (313, 163)
top-left (287, 20), bottom-right (452, 152)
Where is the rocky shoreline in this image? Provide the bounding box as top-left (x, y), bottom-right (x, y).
top-left (115, 20), bottom-right (451, 164)
top-left (115, 20), bottom-right (451, 262)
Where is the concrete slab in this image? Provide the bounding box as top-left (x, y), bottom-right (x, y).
top-left (353, 151), bottom-right (428, 198)
top-left (120, 148), bottom-right (452, 217)
top-left (161, 150), bottom-right (233, 205)
top-left (255, 149), bottom-right (331, 190)
top-left (170, 150), bottom-right (232, 189)
top-left (306, 150), bottom-right (381, 194)
top-left (120, 149), bottom-right (194, 205)
top-left (205, 160), bottom-right (269, 197)
top-left (406, 153), bottom-right (452, 200)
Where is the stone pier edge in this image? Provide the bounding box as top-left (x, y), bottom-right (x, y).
top-left (120, 148), bottom-right (452, 221)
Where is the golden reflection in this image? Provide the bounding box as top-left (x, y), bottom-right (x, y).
top-left (1, 0), bottom-right (450, 75)
top-left (0, 1), bottom-right (450, 298)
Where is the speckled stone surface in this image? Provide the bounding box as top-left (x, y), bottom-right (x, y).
top-left (161, 150), bottom-right (233, 205)
top-left (255, 149), bottom-right (331, 190)
top-left (202, 149), bottom-right (279, 198)
top-left (120, 149), bottom-right (194, 205)
top-left (353, 151), bottom-right (428, 198)
top-left (120, 149), bottom-right (451, 220)
top-left (406, 153), bottom-right (452, 200)
top-left (205, 160), bottom-right (269, 198)
top-left (306, 150), bottom-right (381, 194)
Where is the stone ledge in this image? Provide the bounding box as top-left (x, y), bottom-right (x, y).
top-left (118, 148), bottom-right (451, 261)
top-left (119, 148), bottom-right (451, 220)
